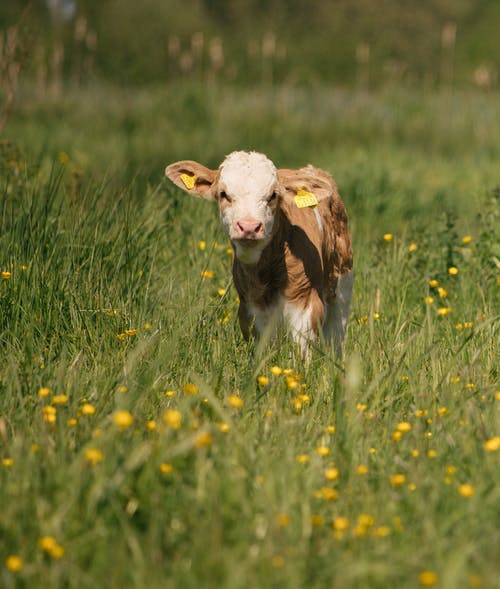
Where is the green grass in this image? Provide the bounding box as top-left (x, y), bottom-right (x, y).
top-left (0, 83), bottom-right (499, 588)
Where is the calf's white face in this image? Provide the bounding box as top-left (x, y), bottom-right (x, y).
top-left (217, 152), bottom-right (279, 264)
top-left (165, 151), bottom-right (281, 265)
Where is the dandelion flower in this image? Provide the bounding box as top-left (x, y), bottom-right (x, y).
top-left (356, 464), bottom-right (368, 475)
top-left (408, 243), bottom-right (417, 252)
top-left (396, 422), bottom-right (412, 433)
top-left (201, 270), bottom-right (215, 279)
top-left (227, 394), bottom-right (244, 409)
top-left (324, 467), bottom-right (339, 481)
top-left (310, 514), bottom-right (324, 526)
top-left (218, 422), bottom-right (230, 433)
top-left (194, 431), bottom-right (213, 448)
top-left (160, 463), bottom-right (173, 474)
top-left (125, 329), bottom-right (137, 336)
top-left (424, 296), bottom-right (434, 304)
top-left (296, 454), bottom-right (310, 464)
top-left (448, 266), bottom-right (459, 275)
top-left (85, 448), bottom-right (104, 464)
top-left (81, 403), bottom-right (96, 415)
top-left (333, 517), bottom-right (350, 531)
top-left (270, 366), bottom-right (282, 377)
top-left (428, 279), bottom-right (439, 288)
top-left (217, 288), bottom-right (226, 296)
top-left (276, 513), bottom-right (291, 527)
top-left (383, 233), bottom-right (393, 242)
top-left (183, 383), bottom-right (199, 395)
top-left (437, 307), bottom-right (452, 316)
top-left (198, 240), bottom-right (206, 251)
top-left (51, 394), bottom-right (68, 406)
top-left (314, 486), bottom-right (338, 501)
top-left (1, 271), bottom-right (12, 280)
top-left (257, 376), bottom-right (269, 386)
top-left (373, 525), bottom-right (391, 537)
top-left (113, 410), bottom-right (134, 430)
top-left (38, 387), bottom-right (51, 397)
top-left (458, 483), bottom-right (475, 497)
top-left (67, 418), bottom-right (78, 427)
top-left (2, 458), bottom-right (14, 467)
top-left (5, 555), bottom-right (23, 572)
top-left (483, 436), bottom-right (500, 452)
top-left (419, 570), bottom-right (439, 586)
top-left (163, 409), bottom-right (182, 429)
top-left (326, 425), bottom-right (335, 434)
top-left (437, 287), bottom-right (447, 298)
top-left (42, 405), bottom-right (57, 424)
top-left (145, 420), bottom-right (157, 431)
top-left (315, 445), bottom-right (330, 457)
top-left (461, 235), bottom-right (472, 244)
top-left (390, 474), bottom-right (406, 487)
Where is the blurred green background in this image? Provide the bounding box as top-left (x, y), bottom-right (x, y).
top-left (1, 0), bottom-right (499, 89)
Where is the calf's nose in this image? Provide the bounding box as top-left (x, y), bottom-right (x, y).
top-left (235, 219), bottom-right (264, 239)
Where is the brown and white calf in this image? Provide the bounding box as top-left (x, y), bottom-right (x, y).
top-left (165, 151), bottom-right (353, 356)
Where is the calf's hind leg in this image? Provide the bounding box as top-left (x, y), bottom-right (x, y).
top-left (324, 270), bottom-right (354, 357)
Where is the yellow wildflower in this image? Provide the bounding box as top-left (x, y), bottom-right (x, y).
top-left (315, 445), bottom-right (330, 457)
top-left (324, 467), bottom-right (339, 481)
top-left (458, 483), bottom-right (475, 497)
top-left (183, 383), bottom-right (199, 395)
top-left (227, 394), bottom-right (244, 409)
top-left (218, 422), bottom-right (230, 433)
top-left (2, 458), bottom-right (14, 467)
top-left (85, 448), bottom-right (104, 464)
top-left (5, 555), bottom-right (23, 572)
top-left (390, 474), bottom-right (406, 487)
top-left (217, 288), bottom-right (226, 296)
top-left (483, 436), bottom-right (500, 451)
top-left (113, 410), bottom-right (134, 430)
top-left (257, 375), bottom-right (269, 386)
top-left (145, 420), bottom-right (157, 431)
top-left (310, 514), bottom-right (324, 526)
top-left (419, 571), bottom-right (439, 586)
top-left (198, 240), bottom-right (206, 251)
top-left (67, 418), bottom-right (78, 427)
top-left (296, 454), bottom-right (310, 464)
top-left (437, 307), bottom-right (452, 316)
top-left (461, 235), bottom-right (472, 244)
top-left (333, 517), bottom-right (350, 531)
top-left (81, 403), bottom-right (96, 415)
top-left (396, 421), bottom-right (412, 433)
top-left (408, 243), bottom-right (417, 252)
top-left (125, 329), bottom-right (137, 336)
top-left (194, 431), bottom-right (213, 448)
top-left (270, 365), bottom-right (282, 377)
top-left (276, 513), bottom-right (291, 527)
top-left (383, 233), bottom-right (393, 242)
top-left (38, 387), bottom-right (51, 398)
top-left (448, 266), bottom-right (459, 275)
top-left (356, 464), bottom-right (368, 475)
top-left (1, 271), bottom-right (12, 280)
top-left (51, 394), bottom-right (68, 406)
top-left (163, 409), bottom-right (182, 429)
top-left (42, 405), bottom-right (56, 424)
top-left (201, 270), bottom-right (215, 279)
top-left (437, 287), bottom-right (447, 298)
top-left (160, 463), bottom-right (173, 474)
top-left (314, 486), bottom-right (338, 501)
top-left (424, 296), bottom-right (434, 304)
top-left (428, 279), bottom-right (439, 288)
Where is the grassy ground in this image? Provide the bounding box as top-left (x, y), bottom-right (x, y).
top-left (0, 83), bottom-right (499, 588)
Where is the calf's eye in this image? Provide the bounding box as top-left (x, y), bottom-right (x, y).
top-left (268, 191), bottom-right (278, 203)
top-left (220, 191), bottom-right (231, 202)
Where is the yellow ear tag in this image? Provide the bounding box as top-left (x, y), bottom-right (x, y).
top-left (294, 189), bottom-right (319, 208)
top-left (180, 173), bottom-right (197, 190)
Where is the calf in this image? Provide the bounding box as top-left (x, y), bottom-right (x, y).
top-left (165, 151), bottom-right (353, 356)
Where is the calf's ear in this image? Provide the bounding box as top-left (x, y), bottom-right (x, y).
top-left (165, 160), bottom-right (218, 201)
top-left (277, 165), bottom-right (336, 206)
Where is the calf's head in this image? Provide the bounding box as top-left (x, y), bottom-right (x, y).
top-left (166, 151), bottom-right (332, 264)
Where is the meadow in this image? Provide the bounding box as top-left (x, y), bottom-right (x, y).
top-left (0, 82), bottom-right (499, 588)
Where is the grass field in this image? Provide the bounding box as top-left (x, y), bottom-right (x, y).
top-left (1, 83), bottom-right (499, 588)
